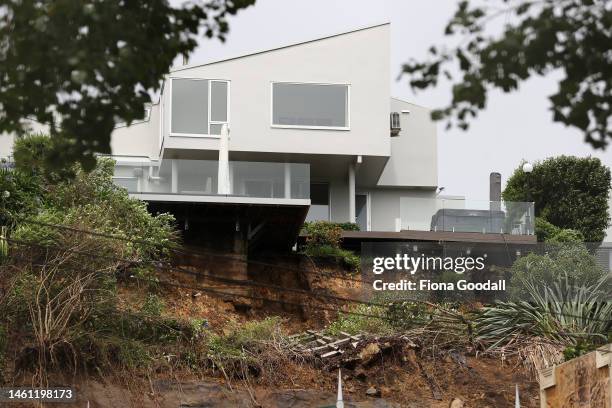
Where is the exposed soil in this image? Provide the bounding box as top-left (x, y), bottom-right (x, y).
top-left (10, 255), bottom-right (541, 407)
top-left (109, 257), bottom-right (540, 407)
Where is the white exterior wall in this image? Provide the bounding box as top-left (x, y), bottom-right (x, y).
top-left (111, 104), bottom-right (160, 159)
top-left (159, 24), bottom-right (391, 158)
top-left (0, 134), bottom-right (15, 159)
top-left (367, 189), bottom-right (437, 232)
top-left (330, 178), bottom-right (350, 223)
top-left (377, 98), bottom-right (437, 188)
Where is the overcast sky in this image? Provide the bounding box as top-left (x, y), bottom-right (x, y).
top-left (181, 0), bottom-right (612, 199)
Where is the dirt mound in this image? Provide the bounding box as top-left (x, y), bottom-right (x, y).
top-left (47, 257), bottom-right (540, 407)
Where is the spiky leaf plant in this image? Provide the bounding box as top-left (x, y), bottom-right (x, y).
top-left (475, 275), bottom-right (611, 350)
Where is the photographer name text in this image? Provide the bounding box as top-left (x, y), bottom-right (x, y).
top-left (372, 279), bottom-right (506, 291)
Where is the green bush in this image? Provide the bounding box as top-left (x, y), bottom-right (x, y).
top-left (302, 244), bottom-right (360, 272)
top-left (13, 134), bottom-right (53, 177)
top-left (0, 136), bottom-right (180, 380)
top-left (383, 301), bottom-right (429, 331)
top-left (535, 218), bottom-right (560, 242)
top-left (300, 221), bottom-right (360, 271)
top-left (302, 221), bottom-right (343, 248)
top-left (205, 317), bottom-right (288, 379)
top-left (563, 339), bottom-right (601, 361)
top-left (10, 158), bottom-right (177, 262)
top-left (535, 217), bottom-right (584, 242)
top-left (0, 167), bottom-right (43, 225)
top-left (141, 294), bottom-right (165, 317)
top-left (548, 228), bottom-right (585, 243)
top-left (334, 222), bottom-right (360, 231)
top-left (326, 304), bottom-right (393, 336)
top-left (301, 221), bottom-right (359, 234)
top-left (509, 243), bottom-right (606, 300)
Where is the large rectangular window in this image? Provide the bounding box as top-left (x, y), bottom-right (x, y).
top-left (272, 82), bottom-right (349, 129)
top-left (170, 78), bottom-right (229, 136)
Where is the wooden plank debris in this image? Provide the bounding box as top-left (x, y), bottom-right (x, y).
top-left (290, 330), bottom-right (365, 359)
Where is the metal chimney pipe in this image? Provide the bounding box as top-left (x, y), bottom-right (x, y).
top-left (490, 172), bottom-right (501, 211)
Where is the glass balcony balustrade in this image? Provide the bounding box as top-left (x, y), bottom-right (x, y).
top-left (111, 158), bottom-right (310, 200)
top-left (400, 197), bottom-right (535, 235)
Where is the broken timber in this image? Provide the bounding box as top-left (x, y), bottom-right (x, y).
top-left (289, 331), bottom-right (363, 359)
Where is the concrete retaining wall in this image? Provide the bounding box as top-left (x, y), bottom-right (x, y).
top-left (539, 344), bottom-right (611, 407)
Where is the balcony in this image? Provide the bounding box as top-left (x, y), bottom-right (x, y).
top-left (400, 197), bottom-right (534, 235)
top-left (111, 158), bottom-right (310, 205)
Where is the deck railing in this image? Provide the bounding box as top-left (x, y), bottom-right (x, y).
top-left (400, 197), bottom-right (535, 235)
top-left (111, 158), bottom-right (310, 200)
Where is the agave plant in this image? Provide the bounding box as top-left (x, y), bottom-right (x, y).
top-left (475, 275), bottom-right (612, 350)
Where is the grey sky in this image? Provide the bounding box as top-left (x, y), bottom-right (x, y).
top-left (182, 0), bottom-right (612, 199)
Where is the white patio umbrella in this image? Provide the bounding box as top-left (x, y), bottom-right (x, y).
top-left (217, 124), bottom-right (230, 195)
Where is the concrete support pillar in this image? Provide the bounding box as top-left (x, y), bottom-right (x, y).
top-left (284, 162), bottom-right (292, 199)
top-left (228, 162), bottom-right (234, 195)
top-left (171, 160), bottom-right (178, 193)
top-left (348, 161), bottom-right (356, 223)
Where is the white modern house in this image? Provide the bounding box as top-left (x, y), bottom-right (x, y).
top-left (0, 23), bottom-right (534, 249)
top-left (108, 23), bottom-right (440, 232)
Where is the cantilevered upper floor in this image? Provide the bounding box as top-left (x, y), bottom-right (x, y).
top-left (112, 23), bottom-right (392, 160)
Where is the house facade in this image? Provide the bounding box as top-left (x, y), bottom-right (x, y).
top-left (0, 23), bottom-right (534, 248)
top-left (109, 23), bottom-right (442, 233)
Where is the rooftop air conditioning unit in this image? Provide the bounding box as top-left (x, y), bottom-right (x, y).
top-left (390, 112), bottom-right (401, 136)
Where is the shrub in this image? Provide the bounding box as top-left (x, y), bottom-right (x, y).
top-left (535, 217), bottom-right (584, 243)
top-left (476, 276), bottom-right (612, 349)
top-left (302, 244), bottom-right (360, 271)
top-left (141, 294), bottom-right (165, 317)
top-left (302, 221), bottom-right (343, 248)
top-left (383, 301), bottom-right (429, 331)
top-left (509, 243), bottom-right (606, 300)
top-left (0, 167), bottom-right (43, 225)
top-left (326, 304), bottom-right (393, 336)
top-left (8, 136), bottom-right (177, 261)
top-left (535, 217), bottom-right (560, 242)
top-left (301, 221), bottom-right (360, 271)
top-left (13, 134), bottom-right (53, 177)
top-left (334, 222), bottom-right (360, 231)
top-left (0, 138), bottom-right (179, 383)
top-left (301, 221), bottom-right (359, 234)
top-left (205, 317), bottom-right (289, 381)
top-left (548, 228), bottom-right (585, 243)
top-left (563, 339), bottom-right (601, 361)
top-left (10, 159), bottom-right (177, 262)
